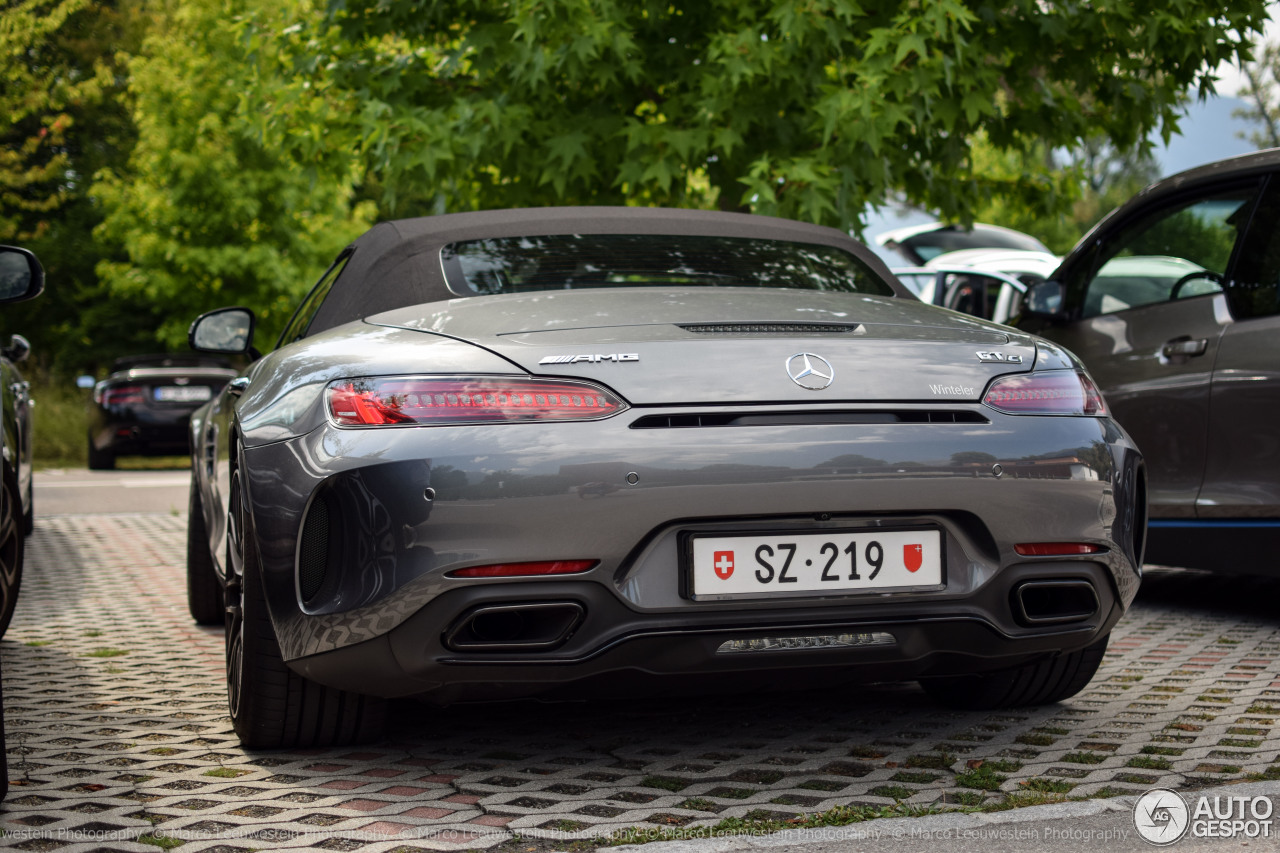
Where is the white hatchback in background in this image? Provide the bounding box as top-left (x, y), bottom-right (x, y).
top-left (894, 248), bottom-right (1062, 325)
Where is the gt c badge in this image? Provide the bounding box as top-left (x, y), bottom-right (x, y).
top-left (786, 353), bottom-right (834, 390)
top-left (976, 351), bottom-right (1024, 364)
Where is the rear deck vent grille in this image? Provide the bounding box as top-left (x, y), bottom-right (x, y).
top-left (678, 323), bottom-right (860, 335)
top-left (631, 410), bottom-right (988, 429)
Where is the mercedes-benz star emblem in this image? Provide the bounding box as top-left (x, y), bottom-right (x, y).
top-left (786, 353), bottom-right (834, 390)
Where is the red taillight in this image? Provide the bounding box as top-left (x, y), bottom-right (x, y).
top-left (447, 560), bottom-right (597, 579)
top-left (104, 385), bottom-right (145, 406)
top-left (1014, 543), bottom-right (1104, 556)
top-left (327, 376), bottom-right (627, 426)
top-left (983, 370), bottom-right (1106, 416)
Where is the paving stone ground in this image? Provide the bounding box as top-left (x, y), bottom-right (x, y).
top-left (2, 515), bottom-right (1279, 852)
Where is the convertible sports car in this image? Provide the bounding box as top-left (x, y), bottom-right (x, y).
top-left (186, 208), bottom-right (1146, 748)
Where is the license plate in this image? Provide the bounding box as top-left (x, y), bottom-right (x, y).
top-left (154, 385), bottom-right (212, 403)
top-left (688, 528), bottom-right (942, 599)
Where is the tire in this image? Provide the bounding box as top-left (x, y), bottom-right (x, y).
top-left (920, 634), bottom-right (1109, 710)
top-left (225, 467), bottom-right (386, 749)
top-left (0, 466), bottom-right (25, 638)
top-left (187, 476), bottom-right (224, 625)
top-left (87, 435), bottom-right (115, 471)
top-left (21, 480), bottom-right (32, 536)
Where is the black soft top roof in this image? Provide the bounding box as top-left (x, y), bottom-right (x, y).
top-left (308, 207), bottom-right (896, 335)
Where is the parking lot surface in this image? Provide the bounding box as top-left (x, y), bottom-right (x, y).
top-left (2, 513), bottom-right (1279, 851)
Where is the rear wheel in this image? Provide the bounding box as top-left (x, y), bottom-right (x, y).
top-left (0, 466), bottom-right (25, 638)
top-left (225, 467), bottom-right (386, 748)
top-left (87, 434), bottom-right (115, 471)
top-left (186, 476), bottom-right (223, 625)
top-left (920, 634), bottom-right (1109, 710)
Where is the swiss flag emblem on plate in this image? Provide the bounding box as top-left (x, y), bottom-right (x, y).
top-left (713, 551), bottom-right (735, 579)
top-left (904, 543), bottom-right (923, 572)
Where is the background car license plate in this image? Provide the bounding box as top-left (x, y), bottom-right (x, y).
top-left (154, 385), bottom-right (212, 402)
top-left (690, 528), bottom-right (942, 598)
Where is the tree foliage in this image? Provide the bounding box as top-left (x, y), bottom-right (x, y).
top-left (1235, 39), bottom-right (1280, 148)
top-left (242, 0), bottom-right (1267, 230)
top-left (91, 0), bottom-right (375, 350)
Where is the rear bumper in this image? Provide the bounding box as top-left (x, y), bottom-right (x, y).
top-left (289, 559), bottom-right (1124, 702)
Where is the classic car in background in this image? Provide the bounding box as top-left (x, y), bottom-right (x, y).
top-left (1017, 148), bottom-right (1280, 575)
top-left (185, 208), bottom-right (1144, 749)
top-left (875, 221), bottom-right (1052, 266)
top-left (83, 354), bottom-right (238, 470)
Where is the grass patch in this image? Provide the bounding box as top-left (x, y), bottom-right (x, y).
top-left (985, 759), bottom-right (1023, 773)
top-left (905, 753), bottom-right (954, 770)
top-left (23, 640), bottom-right (52, 647)
top-left (202, 767), bottom-right (251, 778)
top-left (706, 787), bottom-right (757, 800)
top-left (84, 630), bottom-right (103, 637)
top-left (1141, 746), bottom-right (1185, 756)
top-left (1218, 738), bottom-right (1262, 748)
top-left (848, 745), bottom-right (887, 759)
top-left (1247, 704), bottom-right (1280, 714)
top-left (891, 771), bottom-right (939, 784)
top-left (1062, 752), bottom-right (1107, 765)
top-left (1228, 727), bottom-right (1268, 736)
top-left (30, 377), bottom-right (90, 469)
top-left (1246, 766), bottom-right (1280, 782)
top-left (1038, 726), bottom-right (1071, 735)
top-left (956, 766), bottom-right (1007, 791)
top-left (677, 798), bottom-right (717, 812)
top-left (136, 834), bottom-right (183, 850)
top-left (1126, 756), bottom-right (1172, 771)
top-left (1015, 733), bottom-right (1056, 746)
top-left (1022, 778), bottom-right (1074, 793)
top-left (870, 785), bottom-right (915, 800)
top-left (639, 776), bottom-right (689, 792)
top-left (797, 779), bottom-right (846, 792)
top-left (1216, 636), bottom-right (1241, 645)
top-left (85, 647), bottom-right (129, 658)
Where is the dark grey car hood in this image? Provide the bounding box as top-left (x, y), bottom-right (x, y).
top-left (366, 288), bottom-right (1037, 405)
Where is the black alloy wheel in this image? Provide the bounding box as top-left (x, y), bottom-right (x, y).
top-left (224, 462), bottom-right (386, 748)
top-left (0, 467), bottom-right (25, 637)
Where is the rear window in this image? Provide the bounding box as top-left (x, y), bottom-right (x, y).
top-left (440, 234), bottom-right (894, 296)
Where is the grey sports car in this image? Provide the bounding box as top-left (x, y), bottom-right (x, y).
top-left (186, 208), bottom-right (1146, 748)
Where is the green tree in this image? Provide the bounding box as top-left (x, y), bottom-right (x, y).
top-left (92, 0), bottom-right (375, 351)
top-left (241, 0), bottom-right (1266, 230)
top-left (1235, 40), bottom-right (1280, 148)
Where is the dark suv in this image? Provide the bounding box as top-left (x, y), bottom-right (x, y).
top-left (1018, 149), bottom-right (1280, 574)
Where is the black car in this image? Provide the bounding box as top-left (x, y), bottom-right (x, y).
top-left (85, 354), bottom-right (238, 470)
top-left (1018, 148), bottom-right (1280, 575)
top-left (0, 246), bottom-right (42, 638)
top-left (1, 244), bottom-right (45, 805)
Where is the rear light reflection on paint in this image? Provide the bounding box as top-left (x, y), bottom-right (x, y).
top-left (983, 371), bottom-right (1106, 416)
top-left (446, 560), bottom-right (598, 579)
top-left (327, 376), bottom-right (627, 426)
top-left (1014, 543), bottom-right (1104, 557)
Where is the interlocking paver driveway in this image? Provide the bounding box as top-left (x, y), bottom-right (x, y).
top-left (2, 515), bottom-right (1279, 851)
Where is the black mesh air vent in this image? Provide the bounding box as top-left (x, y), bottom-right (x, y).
top-left (678, 323), bottom-right (860, 335)
top-left (631, 410), bottom-right (989, 429)
top-left (298, 494), bottom-right (330, 602)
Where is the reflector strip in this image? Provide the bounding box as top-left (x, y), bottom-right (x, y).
top-left (716, 632), bottom-right (895, 653)
top-left (447, 560), bottom-right (597, 579)
top-left (1014, 543), bottom-right (1104, 556)
top-left (327, 376), bottom-right (626, 426)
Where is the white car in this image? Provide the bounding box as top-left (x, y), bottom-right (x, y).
top-left (894, 248), bottom-right (1061, 325)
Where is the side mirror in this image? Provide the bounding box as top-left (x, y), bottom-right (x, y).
top-left (189, 306), bottom-right (257, 356)
top-left (2, 334), bottom-right (30, 363)
top-left (0, 246), bottom-right (45, 304)
top-left (76, 375), bottom-right (96, 389)
top-left (1024, 280), bottom-right (1066, 317)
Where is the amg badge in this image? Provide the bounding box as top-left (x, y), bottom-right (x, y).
top-left (539, 353), bottom-right (640, 365)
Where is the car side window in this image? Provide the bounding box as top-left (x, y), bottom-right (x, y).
top-left (1077, 188), bottom-right (1258, 319)
top-left (276, 250), bottom-right (353, 348)
top-left (1224, 177), bottom-right (1280, 320)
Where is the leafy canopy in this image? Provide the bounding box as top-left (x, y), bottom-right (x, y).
top-left (242, 0), bottom-right (1268, 229)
